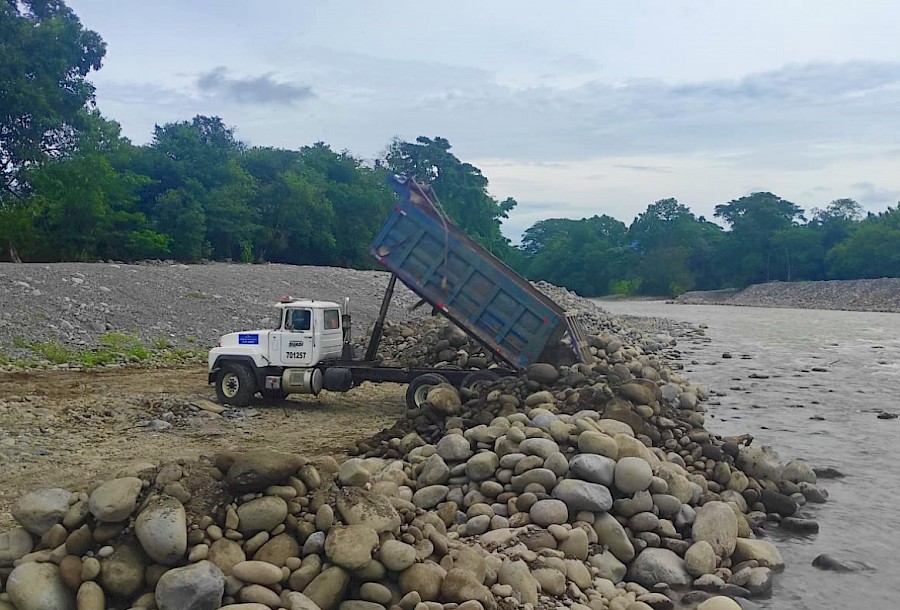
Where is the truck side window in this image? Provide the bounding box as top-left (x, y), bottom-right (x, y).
top-left (289, 309), bottom-right (311, 331)
top-left (324, 309), bottom-right (341, 330)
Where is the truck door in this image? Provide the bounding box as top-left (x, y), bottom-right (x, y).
top-left (282, 308), bottom-right (314, 366)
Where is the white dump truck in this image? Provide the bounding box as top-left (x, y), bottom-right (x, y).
top-left (208, 176), bottom-right (592, 409)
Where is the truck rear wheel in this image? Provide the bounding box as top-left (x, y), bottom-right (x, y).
top-left (216, 362), bottom-right (257, 407)
top-left (462, 370), bottom-right (500, 390)
top-left (406, 373), bottom-right (449, 410)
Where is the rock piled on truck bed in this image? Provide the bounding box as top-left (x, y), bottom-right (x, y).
top-left (0, 310), bottom-right (826, 609)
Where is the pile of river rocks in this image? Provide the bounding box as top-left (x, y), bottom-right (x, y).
top-left (0, 316), bottom-right (828, 610)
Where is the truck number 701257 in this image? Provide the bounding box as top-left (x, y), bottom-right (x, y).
top-left (285, 351), bottom-right (307, 359)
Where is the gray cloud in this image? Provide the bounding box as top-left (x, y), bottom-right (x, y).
top-left (851, 182), bottom-right (900, 206)
top-left (614, 164), bottom-right (672, 173)
top-left (196, 67), bottom-right (314, 105)
top-left (371, 60), bottom-right (900, 170)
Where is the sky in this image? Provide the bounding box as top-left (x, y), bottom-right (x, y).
top-left (66, 0), bottom-right (900, 239)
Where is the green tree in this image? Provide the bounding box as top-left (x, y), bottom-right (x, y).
top-left (714, 192), bottom-right (805, 285)
top-left (826, 205), bottom-right (900, 279)
top-left (136, 115), bottom-right (260, 261)
top-left (2, 111), bottom-right (168, 261)
top-left (0, 0), bottom-right (106, 195)
top-left (522, 215), bottom-right (634, 296)
top-left (809, 198), bottom-right (864, 250)
top-left (382, 136), bottom-right (516, 260)
top-left (627, 198), bottom-right (725, 295)
top-left (296, 143), bottom-right (394, 266)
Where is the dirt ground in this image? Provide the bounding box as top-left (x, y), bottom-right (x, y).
top-left (0, 365), bottom-right (406, 529)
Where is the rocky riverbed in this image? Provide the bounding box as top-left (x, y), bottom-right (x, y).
top-left (676, 278), bottom-right (900, 313)
top-left (0, 268), bottom-right (829, 610)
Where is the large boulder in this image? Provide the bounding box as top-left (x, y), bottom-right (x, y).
top-left (568, 454), bottom-right (616, 486)
top-left (759, 490), bottom-right (798, 517)
top-left (737, 446), bottom-right (784, 481)
top-left (378, 540), bottom-right (417, 572)
top-left (417, 454), bottom-right (450, 486)
top-left (552, 479), bottom-right (612, 512)
top-left (12, 488), bottom-right (72, 535)
top-left (732, 538), bottom-right (785, 570)
top-left (237, 496), bottom-right (288, 535)
top-left (497, 560), bottom-right (538, 605)
top-left (440, 568), bottom-right (496, 610)
top-left (684, 541), bottom-right (717, 577)
top-left (527, 363), bottom-right (559, 384)
top-left (782, 459), bottom-right (817, 484)
top-left (88, 477), bottom-right (143, 522)
top-left (436, 434), bottom-right (473, 462)
top-left (7, 562), bottom-right (75, 610)
top-left (135, 495), bottom-right (187, 565)
top-left (529, 499), bottom-right (568, 527)
top-left (399, 562), bottom-right (446, 601)
top-left (692, 501), bottom-right (738, 558)
top-left (324, 525), bottom-right (378, 570)
top-left (215, 449), bottom-right (304, 493)
top-left (336, 488), bottom-right (401, 533)
top-left (626, 548), bottom-right (692, 588)
top-left (614, 457), bottom-right (653, 494)
top-left (99, 540), bottom-right (146, 599)
top-left (304, 567), bottom-right (350, 610)
top-left (155, 560), bottom-right (225, 610)
top-left (0, 527), bottom-right (34, 566)
top-left (427, 384), bottom-right (462, 415)
top-left (593, 512), bottom-right (635, 562)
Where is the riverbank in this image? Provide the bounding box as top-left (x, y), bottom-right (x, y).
top-left (0, 263), bottom-right (825, 609)
top-left (676, 278), bottom-right (900, 312)
top-left (600, 300), bottom-right (899, 610)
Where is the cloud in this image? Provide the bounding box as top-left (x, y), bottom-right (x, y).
top-left (360, 59), bottom-right (900, 170)
top-left (851, 182), bottom-right (900, 206)
top-left (195, 67), bottom-right (314, 105)
top-left (614, 164), bottom-right (672, 173)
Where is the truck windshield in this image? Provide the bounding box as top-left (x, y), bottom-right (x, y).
top-left (286, 309), bottom-right (311, 331)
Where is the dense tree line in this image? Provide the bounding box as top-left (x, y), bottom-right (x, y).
top-left (2, 0), bottom-right (898, 295)
top-left (521, 194), bottom-right (900, 296)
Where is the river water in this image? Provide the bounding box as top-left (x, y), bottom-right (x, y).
top-left (595, 301), bottom-right (900, 610)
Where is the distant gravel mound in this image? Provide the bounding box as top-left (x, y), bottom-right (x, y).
top-left (0, 262), bottom-right (423, 354)
top-left (677, 278), bottom-right (900, 313)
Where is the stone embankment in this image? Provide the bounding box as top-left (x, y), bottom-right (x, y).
top-left (676, 278), bottom-right (900, 312)
top-left (0, 281), bottom-right (827, 610)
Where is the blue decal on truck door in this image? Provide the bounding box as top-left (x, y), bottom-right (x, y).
top-left (238, 333), bottom-right (259, 345)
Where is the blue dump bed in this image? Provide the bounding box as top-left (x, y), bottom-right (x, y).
top-left (370, 176), bottom-right (588, 370)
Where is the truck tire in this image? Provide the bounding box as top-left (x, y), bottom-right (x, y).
top-left (406, 373), bottom-right (449, 410)
top-left (462, 370), bottom-right (500, 391)
top-left (216, 362), bottom-right (257, 407)
top-left (323, 367), bottom-right (353, 392)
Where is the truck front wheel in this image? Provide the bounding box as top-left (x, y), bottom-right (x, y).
top-left (216, 362), bottom-right (257, 407)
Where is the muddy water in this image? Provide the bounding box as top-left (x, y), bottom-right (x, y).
top-left (596, 301), bottom-right (900, 610)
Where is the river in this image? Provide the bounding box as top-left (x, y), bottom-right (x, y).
top-left (595, 301), bottom-right (900, 610)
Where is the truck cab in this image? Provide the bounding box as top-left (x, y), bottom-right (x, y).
top-left (208, 297), bottom-right (346, 404)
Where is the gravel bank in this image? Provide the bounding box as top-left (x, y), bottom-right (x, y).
top-left (0, 262), bottom-right (423, 358)
top-left (676, 278), bottom-right (900, 312)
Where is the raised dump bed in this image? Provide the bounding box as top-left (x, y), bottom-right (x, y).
top-left (370, 176), bottom-right (592, 369)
